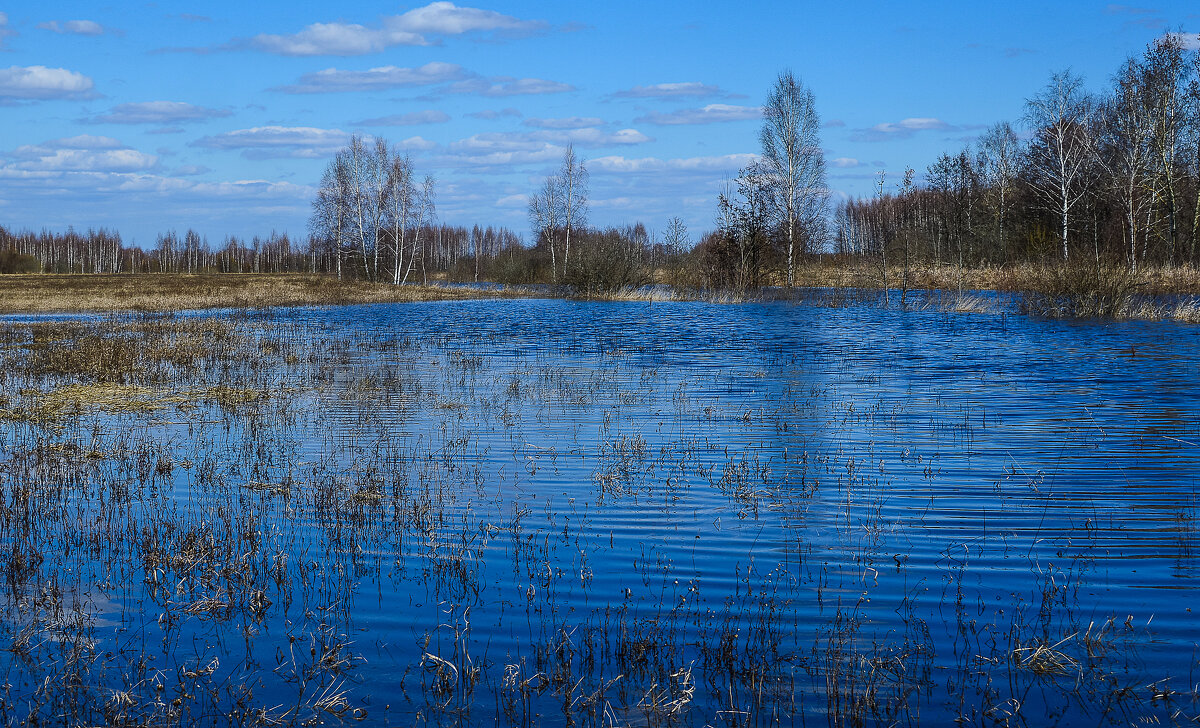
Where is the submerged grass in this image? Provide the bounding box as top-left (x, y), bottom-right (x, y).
top-left (0, 303), bottom-right (1192, 726)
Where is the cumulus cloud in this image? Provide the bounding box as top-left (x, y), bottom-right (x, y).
top-left (248, 2), bottom-right (547, 56)
top-left (830, 157), bottom-right (861, 168)
top-left (635, 104), bottom-right (761, 125)
top-left (396, 2), bottom-right (545, 36)
top-left (277, 62), bottom-right (468, 93)
top-left (523, 116), bottom-right (604, 130)
top-left (10, 135), bottom-right (158, 173)
top-left (850, 117), bottom-right (957, 142)
top-left (610, 82), bottom-right (733, 100)
top-left (38, 20), bottom-right (106, 36)
top-left (0, 65), bottom-right (95, 100)
top-left (355, 110), bottom-right (451, 126)
top-left (86, 101), bottom-right (231, 125)
top-left (191, 126), bottom-right (353, 159)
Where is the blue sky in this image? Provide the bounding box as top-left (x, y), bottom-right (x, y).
top-left (0, 1), bottom-right (1197, 247)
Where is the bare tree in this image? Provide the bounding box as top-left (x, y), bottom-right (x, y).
top-left (559, 144), bottom-right (588, 272)
top-left (408, 175), bottom-right (436, 285)
top-left (528, 175), bottom-right (562, 282)
top-left (1099, 58), bottom-right (1156, 269)
top-left (976, 122), bottom-right (1021, 262)
top-left (385, 152), bottom-right (415, 285)
top-left (343, 135), bottom-right (388, 281)
top-left (1024, 70), bottom-right (1094, 262)
top-left (1142, 34), bottom-right (1191, 263)
top-left (663, 217), bottom-right (689, 251)
top-left (760, 70), bottom-right (829, 286)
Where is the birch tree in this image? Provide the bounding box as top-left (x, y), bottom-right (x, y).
top-left (559, 144), bottom-right (588, 273)
top-left (976, 122), bottom-right (1020, 261)
top-left (1099, 58), bottom-right (1156, 269)
top-left (528, 175), bottom-right (562, 282)
top-left (1024, 70), bottom-right (1094, 262)
top-left (759, 70), bottom-right (829, 285)
top-left (1142, 35), bottom-right (1190, 262)
top-left (385, 153), bottom-right (415, 285)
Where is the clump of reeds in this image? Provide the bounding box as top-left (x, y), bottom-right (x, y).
top-left (1016, 264), bottom-right (1144, 318)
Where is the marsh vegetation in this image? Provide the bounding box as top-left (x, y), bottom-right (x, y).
top-left (0, 298), bottom-right (1196, 726)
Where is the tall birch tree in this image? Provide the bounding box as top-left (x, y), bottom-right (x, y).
top-left (759, 70), bottom-right (828, 286)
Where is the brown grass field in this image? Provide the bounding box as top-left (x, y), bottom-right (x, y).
top-left (0, 273), bottom-right (532, 314)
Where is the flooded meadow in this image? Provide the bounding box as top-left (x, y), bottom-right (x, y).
top-left (0, 296), bottom-right (1197, 726)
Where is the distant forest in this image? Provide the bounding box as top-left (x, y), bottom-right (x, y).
top-left (4, 33), bottom-right (1200, 291)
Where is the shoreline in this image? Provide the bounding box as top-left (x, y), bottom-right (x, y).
top-left (1, 267), bottom-right (1199, 322)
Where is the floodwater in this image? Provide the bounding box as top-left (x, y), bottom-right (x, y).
top-left (0, 296), bottom-right (1198, 726)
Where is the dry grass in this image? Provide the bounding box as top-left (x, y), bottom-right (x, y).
top-left (0, 273), bottom-right (530, 314)
top-left (787, 260), bottom-right (1200, 297)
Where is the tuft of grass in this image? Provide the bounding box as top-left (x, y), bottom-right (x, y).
top-left (0, 382), bottom-right (184, 426)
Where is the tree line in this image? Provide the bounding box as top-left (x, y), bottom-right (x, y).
top-left (838, 34), bottom-right (1200, 275)
top-left (0, 222), bottom-right (527, 279)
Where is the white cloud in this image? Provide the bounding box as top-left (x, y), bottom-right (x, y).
top-left (399, 135), bottom-right (438, 151)
top-left (591, 197), bottom-right (638, 210)
top-left (523, 116), bottom-right (604, 130)
top-left (635, 104), bottom-right (761, 126)
top-left (441, 144), bottom-right (561, 168)
top-left (38, 20), bottom-right (106, 36)
top-left (495, 193), bottom-right (527, 207)
top-left (192, 126), bottom-right (352, 159)
top-left (830, 157), bottom-right (861, 168)
top-left (851, 117), bottom-right (957, 142)
top-left (0, 65), bottom-right (95, 100)
top-left (355, 110), bottom-right (451, 126)
top-left (249, 2), bottom-right (546, 56)
top-left (252, 22), bottom-right (424, 56)
top-left (278, 62), bottom-right (468, 93)
top-left (10, 136), bottom-right (157, 173)
top-left (611, 82), bottom-right (730, 100)
top-left (392, 2), bottom-right (545, 36)
top-left (281, 65), bottom-right (573, 97)
top-left (588, 153), bottom-right (758, 175)
top-left (447, 128), bottom-right (650, 159)
top-left (442, 77), bottom-right (574, 97)
top-left (88, 101), bottom-right (231, 124)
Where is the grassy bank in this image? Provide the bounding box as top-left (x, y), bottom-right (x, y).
top-left (0, 273), bottom-right (530, 314)
top-left (783, 260), bottom-right (1200, 296)
top-left (3, 265), bottom-right (1200, 321)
